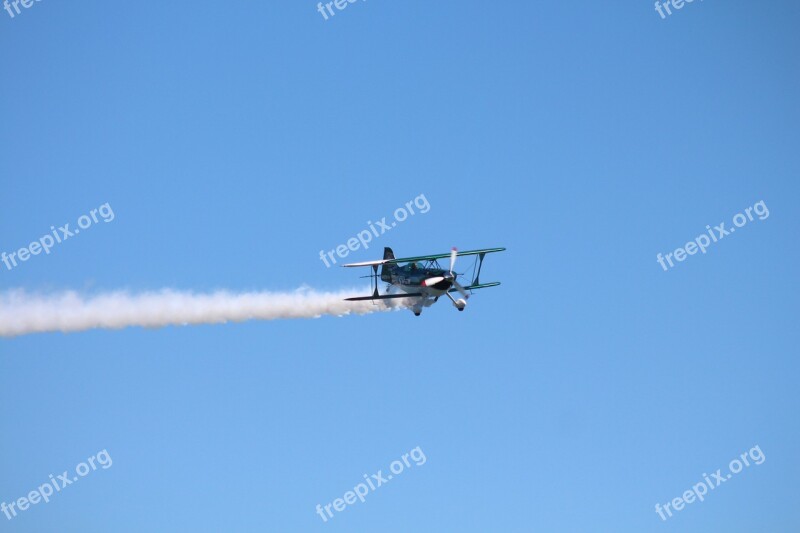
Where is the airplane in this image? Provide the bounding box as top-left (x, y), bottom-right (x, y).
top-left (343, 247), bottom-right (505, 316)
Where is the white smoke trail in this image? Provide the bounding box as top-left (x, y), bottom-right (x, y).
top-left (0, 287), bottom-right (413, 338)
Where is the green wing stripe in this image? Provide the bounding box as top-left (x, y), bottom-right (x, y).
top-left (448, 282), bottom-right (501, 292)
top-left (388, 247), bottom-right (505, 264)
top-left (464, 282), bottom-right (501, 290)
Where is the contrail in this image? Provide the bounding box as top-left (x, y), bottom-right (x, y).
top-left (0, 287), bottom-right (412, 338)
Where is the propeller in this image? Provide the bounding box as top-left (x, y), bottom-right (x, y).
top-left (448, 247), bottom-right (469, 299)
top-left (421, 247), bottom-right (469, 299)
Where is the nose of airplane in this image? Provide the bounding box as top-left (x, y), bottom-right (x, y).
top-left (432, 278), bottom-right (453, 291)
top-left (421, 273), bottom-right (455, 291)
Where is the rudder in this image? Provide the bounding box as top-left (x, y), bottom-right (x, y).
top-left (380, 247), bottom-right (395, 282)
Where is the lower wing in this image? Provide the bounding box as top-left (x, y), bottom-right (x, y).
top-left (344, 293), bottom-right (423, 302)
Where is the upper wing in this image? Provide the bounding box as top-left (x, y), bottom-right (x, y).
top-left (342, 247), bottom-right (505, 268)
top-left (341, 259), bottom-right (390, 268)
top-left (387, 247), bottom-right (505, 264)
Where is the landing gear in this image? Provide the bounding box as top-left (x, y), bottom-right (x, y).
top-left (445, 291), bottom-right (467, 312)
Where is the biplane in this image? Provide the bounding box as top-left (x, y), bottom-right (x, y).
top-left (343, 247), bottom-right (505, 316)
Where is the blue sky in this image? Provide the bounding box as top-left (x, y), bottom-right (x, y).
top-left (1, 1), bottom-right (798, 531)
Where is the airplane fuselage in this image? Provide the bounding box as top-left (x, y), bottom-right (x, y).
top-left (389, 265), bottom-right (453, 296)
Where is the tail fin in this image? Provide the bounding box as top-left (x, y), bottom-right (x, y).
top-left (380, 247), bottom-right (395, 282)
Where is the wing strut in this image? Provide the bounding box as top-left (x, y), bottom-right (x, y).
top-left (472, 252), bottom-right (486, 286)
top-left (371, 264), bottom-right (379, 298)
